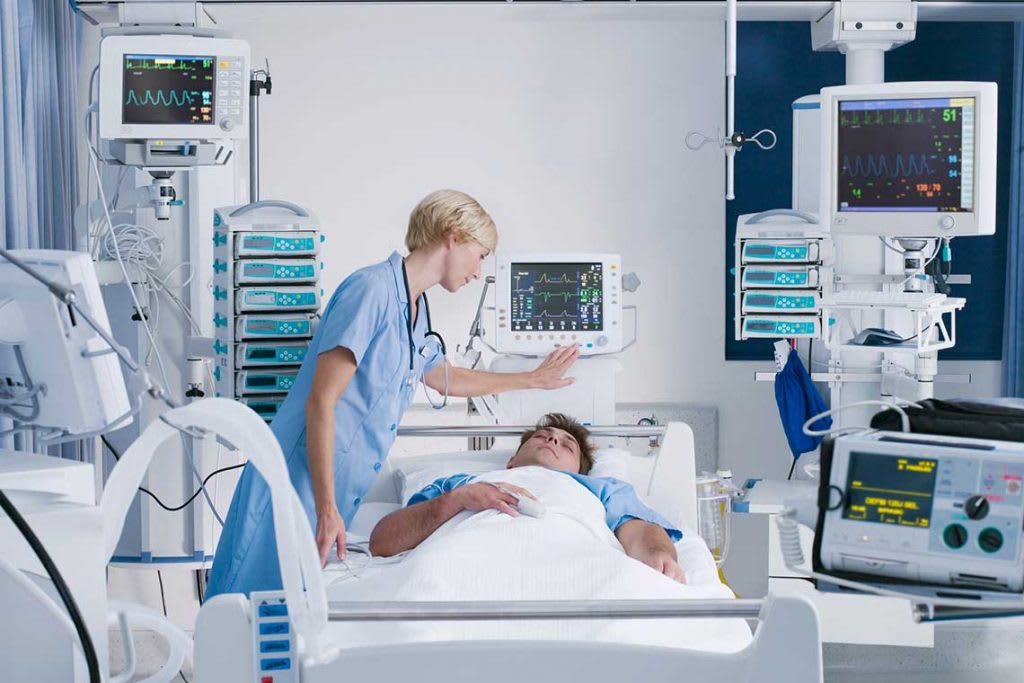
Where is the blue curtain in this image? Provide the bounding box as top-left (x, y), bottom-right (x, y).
top-left (1, 0), bottom-right (80, 252)
top-left (1004, 23), bottom-right (1024, 397)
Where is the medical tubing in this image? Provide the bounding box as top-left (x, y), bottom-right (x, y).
top-left (108, 600), bottom-right (193, 683)
top-left (109, 610), bottom-right (135, 683)
top-left (102, 435), bottom-right (243, 514)
top-left (802, 399), bottom-right (913, 438)
top-left (776, 510), bottom-right (807, 568)
top-left (100, 399), bottom-right (329, 657)
top-left (182, 435), bottom-right (229, 526)
top-left (86, 145), bottom-right (174, 398)
top-left (0, 489), bottom-right (100, 683)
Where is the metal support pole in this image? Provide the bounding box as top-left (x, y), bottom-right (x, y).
top-left (397, 425), bottom-right (665, 438)
top-left (328, 599), bottom-right (763, 622)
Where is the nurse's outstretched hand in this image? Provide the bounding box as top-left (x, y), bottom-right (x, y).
top-left (316, 505), bottom-right (346, 566)
top-left (530, 345), bottom-right (579, 390)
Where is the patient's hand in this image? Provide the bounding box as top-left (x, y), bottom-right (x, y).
top-left (453, 482), bottom-right (535, 517)
top-left (636, 548), bottom-right (687, 584)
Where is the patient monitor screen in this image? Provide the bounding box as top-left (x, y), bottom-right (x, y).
top-left (842, 452), bottom-right (938, 528)
top-left (122, 54), bottom-right (215, 125)
top-left (510, 262), bottom-right (603, 332)
top-left (836, 96), bottom-right (975, 213)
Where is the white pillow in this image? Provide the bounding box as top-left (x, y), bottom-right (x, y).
top-left (394, 447), bottom-right (635, 505)
top-left (588, 447), bottom-right (632, 482)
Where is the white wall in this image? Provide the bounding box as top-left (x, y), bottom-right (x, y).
top-left (210, 3), bottom-right (800, 469)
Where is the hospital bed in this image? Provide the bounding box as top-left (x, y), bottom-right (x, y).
top-left (193, 418), bottom-right (823, 683)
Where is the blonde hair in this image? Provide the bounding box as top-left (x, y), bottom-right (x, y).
top-left (406, 189), bottom-right (498, 253)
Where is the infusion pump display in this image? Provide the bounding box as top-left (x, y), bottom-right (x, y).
top-left (818, 432), bottom-right (1024, 593)
top-left (495, 253), bottom-right (622, 356)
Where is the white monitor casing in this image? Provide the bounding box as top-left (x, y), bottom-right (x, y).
top-left (495, 252), bottom-right (622, 357)
top-left (0, 251), bottom-right (131, 435)
top-left (820, 81), bottom-right (997, 238)
top-left (99, 35), bottom-right (250, 142)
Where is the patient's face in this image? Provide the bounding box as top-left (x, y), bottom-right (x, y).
top-left (508, 427), bottom-right (582, 474)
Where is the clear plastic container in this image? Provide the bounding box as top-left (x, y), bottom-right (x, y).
top-left (696, 472), bottom-right (740, 566)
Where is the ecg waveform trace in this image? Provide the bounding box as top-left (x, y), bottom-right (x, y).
top-left (841, 153), bottom-right (934, 180)
top-left (125, 89), bottom-right (206, 108)
top-left (510, 263), bottom-right (603, 332)
top-left (122, 54), bottom-right (215, 126)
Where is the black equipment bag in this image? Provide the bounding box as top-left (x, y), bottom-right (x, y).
top-left (870, 398), bottom-right (1024, 443)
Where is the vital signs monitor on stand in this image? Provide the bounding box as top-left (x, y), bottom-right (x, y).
top-left (819, 81), bottom-right (997, 238)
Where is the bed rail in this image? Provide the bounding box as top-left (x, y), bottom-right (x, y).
top-left (327, 598), bottom-right (761, 622)
top-left (396, 425), bottom-right (665, 438)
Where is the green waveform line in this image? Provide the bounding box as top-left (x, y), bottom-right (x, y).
top-left (533, 292), bottom-right (578, 302)
top-left (126, 58), bottom-right (213, 70)
top-left (125, 89), bottom-right (199, 107)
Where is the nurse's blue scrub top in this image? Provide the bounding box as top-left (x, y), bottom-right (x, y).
top-left (206, 252), bottom-right (443, 598)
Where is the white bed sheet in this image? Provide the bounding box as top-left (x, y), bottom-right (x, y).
top-left (325, 467), bottom-right (752, 652)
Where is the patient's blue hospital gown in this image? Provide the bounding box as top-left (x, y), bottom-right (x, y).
top-left (206, 252), bottom-right (443, 598)
top-left (409, 472), bottom-right (682, 541)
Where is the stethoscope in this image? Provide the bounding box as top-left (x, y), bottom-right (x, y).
top-left (401, 260), bottom-right (449, 409)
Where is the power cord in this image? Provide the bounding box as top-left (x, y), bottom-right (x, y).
top-left (101, 436), bottom-right (243, 514)
top-left (0, 489), bottom-right (100, 683)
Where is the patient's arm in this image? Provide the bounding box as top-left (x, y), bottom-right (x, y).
top-left (615, 519), bottom-right (687, 584)
top-left (369, 482), bottom-right (526, 557)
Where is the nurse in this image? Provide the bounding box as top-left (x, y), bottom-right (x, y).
top-left (206, 189), bottom-right (578, 597)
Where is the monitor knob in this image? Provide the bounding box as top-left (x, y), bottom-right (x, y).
top-left (964, 494), bottom-right (990, 520)
top-left (595, 335), bottom-right (608, 347)
top-left (939, 215), bottom-right (956, 230)
top-left (220, 118), bottom-right (236, 132)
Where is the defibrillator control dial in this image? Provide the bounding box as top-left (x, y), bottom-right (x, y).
top-left (979, 528), bottom-right (1004, 554)
top-left (964, 495), bottom-right (990, 521)
top-left (942, 523), bottom-right (968, 550)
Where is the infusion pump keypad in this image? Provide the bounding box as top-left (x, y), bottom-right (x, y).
top-left (215, 57), bottom-right (245, 132)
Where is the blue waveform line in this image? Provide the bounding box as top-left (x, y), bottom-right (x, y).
top-left (841, 153), bottom-right (934, 179)
top-left (125, 89), bottom-right (198, 107)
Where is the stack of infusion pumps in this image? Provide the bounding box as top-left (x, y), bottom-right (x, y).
top-left (734, 212), bottom-right (831, 340)
top-left (212, 202), bottom-right (322, 422)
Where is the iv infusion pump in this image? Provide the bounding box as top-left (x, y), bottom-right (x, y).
top-left (816, 431), bottom-right (1024, 594)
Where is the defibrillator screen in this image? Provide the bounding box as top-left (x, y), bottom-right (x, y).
top-left (842, 451), bottom-right (938, 527)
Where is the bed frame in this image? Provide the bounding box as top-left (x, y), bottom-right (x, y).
top-left (194, 423), bottom-right (823, 683)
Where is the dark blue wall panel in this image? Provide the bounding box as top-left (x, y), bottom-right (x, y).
top-left (726, 22), bottom-right (1014, 361)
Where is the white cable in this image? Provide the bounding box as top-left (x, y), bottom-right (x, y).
top-left (802, 399), bottom-right (917, 438)
top-left (86, 144), bottom-right (172, 395)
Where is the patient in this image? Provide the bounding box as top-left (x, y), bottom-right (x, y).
top-left (369, 413), bottom-right (686, 583)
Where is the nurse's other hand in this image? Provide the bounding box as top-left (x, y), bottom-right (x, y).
top-left (529, 345), bottom-right (578, 390)
top-left (316, 507), bottom-right (346, 566)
